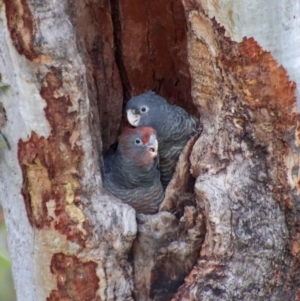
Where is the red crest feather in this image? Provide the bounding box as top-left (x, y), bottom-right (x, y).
top-left (120, 127), bottom-right (156, 144)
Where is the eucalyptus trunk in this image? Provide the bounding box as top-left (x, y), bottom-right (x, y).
top-left (0, 1), bottom-right (299, 301)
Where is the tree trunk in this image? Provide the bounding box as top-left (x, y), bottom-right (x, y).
top-left (0, 0), bottom-right (299, 301)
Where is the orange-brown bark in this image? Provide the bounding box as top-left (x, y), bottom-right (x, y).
top-left (2, 0), bottom-right (300, 300)
top-left (4, 0), bottom-right (37, 60)
top-left (48, 253), bottom-right (100, 301)
top-left (18, 69), bottom-right (87, 246)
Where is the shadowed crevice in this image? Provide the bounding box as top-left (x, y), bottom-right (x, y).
top-left (110, 0), bottom-right (132, 101)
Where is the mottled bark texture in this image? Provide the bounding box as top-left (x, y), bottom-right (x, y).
top-left (172, 3), bottom-right (300, 301)
top-left (1, 0), bottom-right (300, 301)
top-left (1, 0), bottom-right (136, 300)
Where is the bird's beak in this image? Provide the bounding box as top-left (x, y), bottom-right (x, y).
top-left (127, 109), bottom-right (140, 127)
top-left (147, 134), bottom-right (158, 158)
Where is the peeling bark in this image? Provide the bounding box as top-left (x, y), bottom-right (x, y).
top-left (48, 253), bottom-right (100, 301)
top-left (0, 0), bottom-right (300, 301)
top-left (18, 68), bottom-right (87, 245)
top-left (171, 4), bottom-right (300, 300)
top-left (4, 0), bottom-right (37, 60)
top-left (0, 1), bottom-right (136, 300)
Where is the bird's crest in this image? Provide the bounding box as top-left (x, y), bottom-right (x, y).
top-left (140, 127), bottom-right (157, 144)
top-left (120, 126), bottom-right (156, 144)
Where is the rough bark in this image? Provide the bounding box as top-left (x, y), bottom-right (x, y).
top-left (0, 1), bottom-right (136, 300)
top-left (172, 2), bottom-right (300, 300)
top-left (0, 0), bottom-right (300, 301)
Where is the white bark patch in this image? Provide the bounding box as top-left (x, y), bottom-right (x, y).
top-left (0, 0), bottom-right (137, 299)
top-left (33, 230), bottom-right (81, 300)
top-left (0, 10), bottom-right (50, 140)
top-left (0, 6), bottom-right (50, 301)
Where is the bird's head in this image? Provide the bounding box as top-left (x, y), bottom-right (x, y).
top-left (118, 126), bottom-right (159, 166)
top-left (126, 91), bottom-right (167, 127)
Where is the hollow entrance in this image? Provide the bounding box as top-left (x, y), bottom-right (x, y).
top-left (68, 1), bottom-right (203, 300)
top-left (69, 0), bottom-right (197, 152)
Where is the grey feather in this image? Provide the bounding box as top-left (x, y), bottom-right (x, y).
top-left (103, 128), bottom-right (164, 214)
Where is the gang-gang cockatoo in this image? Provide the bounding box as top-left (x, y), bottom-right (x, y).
top-left (103, 126), bottom-right (164, 214)
top-left (126, 91), bottom-right (199, 188)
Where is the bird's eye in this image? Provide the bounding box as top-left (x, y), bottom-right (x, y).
top-left (140, 106), bottom-right (148, 113)
top-left (135, 138), bottom-right (141, 145)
